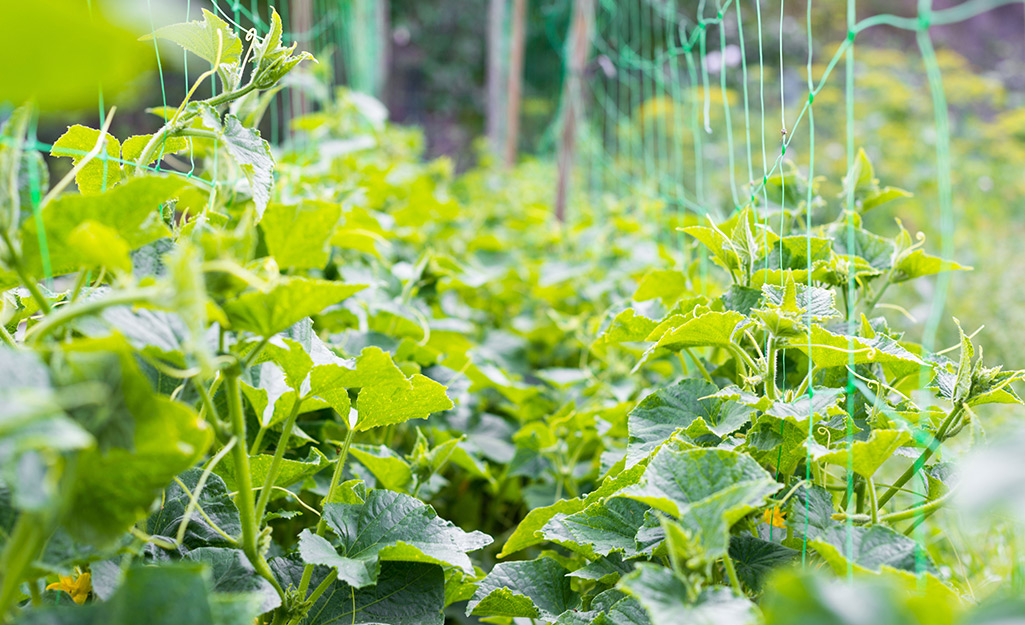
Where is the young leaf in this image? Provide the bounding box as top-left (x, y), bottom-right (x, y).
top-left (50, 125), bottom-right (123, 194)
top-left (259, 200), bottom-right (341, 269)
top-left (142, 9), bottom-right (243, 67)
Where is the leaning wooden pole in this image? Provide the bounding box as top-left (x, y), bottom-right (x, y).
top-left (554, 0), bottom-right (595, 222)
top-left (504, 0), bottom-right (528, 167)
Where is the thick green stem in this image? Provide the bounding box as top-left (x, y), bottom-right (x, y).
top-left (867, 477), bottom-right (879, 524)
top-left (684, 348), bottom-right (713, 383)
top-left (722, 552), bottom-right (743, 595)
top-left (876, 403), bottom-right (963, 509)
top-left (1, 231), bottom-right (51, 315)
top-left (25, 286), bottom-right (162, 344)
top-left (297, 425), bottom-right (356, 598)
top-left (0, 514), bottom-right (48, 620)
top-left (225, 371), bottom-right (284, 600)
top-left (765, 340), bottom-right (778, 401)
top-left (254, 399), bottom-right (303, 521)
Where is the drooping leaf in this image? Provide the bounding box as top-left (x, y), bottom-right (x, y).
top-left (215, 448), bottom-right (328, 493)
top-left (198, 105), bottom-right (274, 217)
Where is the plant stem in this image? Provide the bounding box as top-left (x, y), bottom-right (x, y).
top-left (297, 425), bottom-right (356, 598)
top-left (765, 339), bottom-right (778, 400)
top-left (867, 477), bottom-right (879, 524)
top-left (25, 286), bottom-right (162, 344)
top-left (0, 514), bottom-right (47, 620)
top-left (684, 348), bottom-right (713, 383)
top-left (863, 275), bottom-right (891, 316)
top-left (0, 230), bottom-right (51, 315)
top-left (225, 370), bottom-right (285, 600)
top-left (254, 399), bottom-right (304, 521)
top-left (722, 552), bottom-right (743, 594)
top-left (876, 403), bottom-right (963, 509)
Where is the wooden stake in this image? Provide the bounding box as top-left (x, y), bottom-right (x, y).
top-left (486, 0), bottom-right (508, 156)
top-left (554, 0), bottom-right (594, 221)
top-left (504, 0), bottom-right (527, 167)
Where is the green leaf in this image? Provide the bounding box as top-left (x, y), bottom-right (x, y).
top-left (215, 448), bottom-right (328, 493)
top-left (628, 380), bottom-right (754, 454)
top-left (891, 249), bottom-right (970, 283)
top-left (184, 547), bottom-right (281, 614)
top-left (498, 498), bottom-right (585, 558)
top-left (809, 524), bottom-right (937, 575)
top-left (619, 447), bottom-right (781, 560)
top-left (222, 277), bottom-right (365, 336)
top-left (619, 565), bottom-right (758, 625)
top-left (271, 558), bottom-right (445, 625)
top-left (0, 349), bottom-right (93, 513)
top-left (121, 134), bottom-right (190, 174)
top-left (50, 125), bottom-right (123, 194)
top-left (861, 186), bottom-right (912, 212)
top-left (541, 497), bottom-right (650, 557)
top-left (567, 553), bottom-right (634, 585)
top-left (299, 489), bottom-right (491, 588)
top-left (728, 535), bottom-right (798, 591)
top-left (790, 326), bottom-right (922, 369)
top-left (310, 347), bottom-right (452, 432)
top-left (67, 221), bottom-right (133, 273)
top-left (12, 176), bottom-right (180, 282)
top-left (143, 9), bottom-right (243, 67)
top-left (61, 340), bottom-right (212, 546)
top-left (260, 200), bottom-right (341, 269)
top-left (652, 311), bottom-right (748, 351)
top-left (147, 468), bottom-right (241, 550)
top-left (596, 308), bottom-right (659, 347)
top-left (466, 557), bottom-right (578, 620)
top-left (761, 281), bottom-right (841, 323)
top-left (813, 429), bottom-right (911, 478)
top-left (634, 270), bottom-right (688, 304)
top-left (349, 445), bottom-right (413, 492)
top-left (198, 105), bottom-right (273, 218)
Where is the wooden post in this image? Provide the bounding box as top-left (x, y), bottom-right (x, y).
top-left (293, 0), bottom-right (313, 116)
top-left (486, 0), bottom-right (507, 156)
top-left (554, 0), bottom-right (594, 221)
top-left (375, 0), bottom-right (390, 99)
top-left (504, 0), bottom-right (527, 167)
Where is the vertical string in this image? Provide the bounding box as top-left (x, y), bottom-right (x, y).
top-left (802, 0), bottom-right (815, 570)
top-left (844, 0), bottom-right (858, 584)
